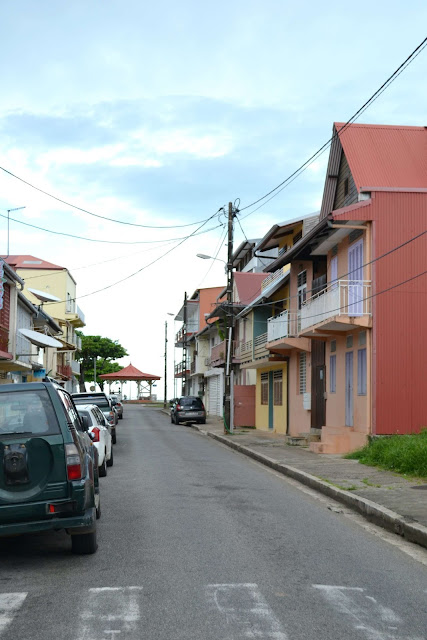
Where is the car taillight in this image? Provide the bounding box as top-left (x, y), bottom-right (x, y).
top-left (176, 404), bottom-right (182, 410)
top-left (65, 443), bottom-right (82, 481)
top-left (91, 427), bottom-right (101, 442)
top-left (201, 403), bottom-right (205, 411)
top-left (109, 411), bottom-right (114, 420)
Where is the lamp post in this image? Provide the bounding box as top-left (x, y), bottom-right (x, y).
top-left (164, 313), bottom-right (174, 408)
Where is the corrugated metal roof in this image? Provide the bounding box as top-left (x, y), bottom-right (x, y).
top-left (2, 255), bottom-right (65, 270)
top-left (336, 122), bottom-right (427, 190)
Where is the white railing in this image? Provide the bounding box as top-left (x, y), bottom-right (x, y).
top-left (76, 306), bottom-right (85, 324)
top-left (267, 310), bottom-right (300, 342)
top-left (261, 266), bottom-right (286, 292)
top-left (300, 280), bottom-right (371, 331)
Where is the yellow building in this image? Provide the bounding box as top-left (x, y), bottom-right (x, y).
top-left (4, 255), bottom-right (85, 391)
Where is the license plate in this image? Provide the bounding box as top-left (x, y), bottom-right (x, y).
top-left (181, 411), bottom-right (203, 417)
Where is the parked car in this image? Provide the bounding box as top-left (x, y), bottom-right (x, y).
top-left (171, 396), bottom-right (206, 424)
top-left (109, 396), bottom-right (123, 419)
top-left (76, 404), bottom-right (113, 477)
top-left (72, 392), bottom-right (118, 443)
top-left (0, 382), bottom-right (100, 554)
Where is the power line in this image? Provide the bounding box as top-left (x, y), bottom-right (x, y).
top-left (41, 208), bottom-right (223, 305)
top-left (229, 227), bottom-right (427, 310)
top-left (197, 225), bottom-right (228, 288)
top-left (0, 211), bottom-right (222, 245)
top-left (0, 164), bottom-right (210, 229)
top-left (238, 36), bottom-right (427, 217)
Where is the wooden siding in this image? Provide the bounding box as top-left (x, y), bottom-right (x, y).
top-left (333, 190), bottom-right (427, 435)
top-left (320, 125), bottom-right (342, 219)
top-left (333, 152), bottom-right (358, 210)
top-left (0, 283), bottom-right (10, 353)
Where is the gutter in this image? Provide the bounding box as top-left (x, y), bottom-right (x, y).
top-left (1, 259), bottom-right (25, 289)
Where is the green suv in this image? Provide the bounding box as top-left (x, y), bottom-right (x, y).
top-left (0, 382), bottom-right (100, 554)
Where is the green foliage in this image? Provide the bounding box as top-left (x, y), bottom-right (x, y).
top-left (75, 332), bottom-right (128, 388)
top-left (345, 430), bottom-right (427, 478)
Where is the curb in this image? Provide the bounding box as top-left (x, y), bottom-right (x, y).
top-left (203, 430), bottom-right (427, 550)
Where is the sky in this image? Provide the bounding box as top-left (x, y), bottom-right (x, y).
top-left (0, 1), bottom-right (426, 399)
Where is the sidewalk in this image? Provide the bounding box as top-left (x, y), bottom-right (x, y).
top-left (165, 411), bottom-right (427, 550)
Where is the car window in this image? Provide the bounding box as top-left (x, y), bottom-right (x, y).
top-left (77, 409), bottom-right (92, 426)
top-left (0, 389), bottom-right (60, 435)
top-left (180, 397), bottom-right (203, 408)
top-left (74, 397), bottom-right (110, 411)
top-left (57, 390), bottom-right (83, 431)
top-left (93, 407), bottom-right (105, 426)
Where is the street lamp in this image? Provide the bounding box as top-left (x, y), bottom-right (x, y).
top-left (164, 313), bottom-right (175, 409)
top-left (5, 206), bottom-right (26, 257)
top-left (196, 253), bottom-right (226, 263)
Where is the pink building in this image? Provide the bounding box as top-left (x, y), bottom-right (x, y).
top-left (265, 123), bottom-right (427, 453)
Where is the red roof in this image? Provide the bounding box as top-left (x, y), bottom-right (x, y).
top-left (234, 272), bottom-right (269, 305)
top-left (1, 255), bottom-right (64, 270)
top-left (98, 363), bottom-right (161, 381)
top-left (336, 122), bottom-right (427, 190)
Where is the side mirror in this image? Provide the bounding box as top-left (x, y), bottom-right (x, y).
top-left (80, 415), bottom-right (90, 432)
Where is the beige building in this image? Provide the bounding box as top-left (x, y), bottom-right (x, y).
top-left (2, 255), bottom-right (86, 392)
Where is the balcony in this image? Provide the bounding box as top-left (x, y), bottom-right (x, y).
top-left (67, 305), bottom-right (86, 328)
top-left (300, 280), bottom-right (372, 335)
top-left (253, 333), bottom-right (268, 360)
top-left (175, 325), bottom-right (198, 347)
top-left (261, 266), bottom-right (288, 294)
top-left (210, 340), bottom-right (237, 367)
top-left (57, 363), bottom-right (72, 379)
top-left (71, 359), bottom-right (81, 375)
top-left (190, 359), bottom-right (196, 374)
top-left (267, 310), bottom-right (311, 353)
top-left (174, 362), bottom-right (190, 378)
top-left (234, 339), bottom-right (253, 363)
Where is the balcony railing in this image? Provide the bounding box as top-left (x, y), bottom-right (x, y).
top-left (235, 339), bottom-right (253, 361)
top-left (210, 340), bottom-right (236, 367)
top-left (254, 332), bottom-right (268, 359)
top-left (300, 280), bottom-right (371, 331)
top-left (174, 362), bottom-right (190, 377)
top-left (71, 360), bottom-right (81, 375)
top-left (191, 360), bottom-right (196, 374)
top-left (76, 306), bottom-right (85, 325)
top-left (267, 310), bottom-right (300, 342)
top-left (261, 266), bottom-right (287, 293)
top-left (57, 364), bottom-right (72, 379)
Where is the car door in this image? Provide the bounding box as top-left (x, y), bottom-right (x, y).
top-left (0, 387), bottom-right (69, 522)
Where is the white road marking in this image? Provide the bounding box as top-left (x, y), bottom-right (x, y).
top-left (77, 587), bottom-right (143, 640)
top-left (206, 583), bottom-right (288, 639)
top-left (0, 592), bottom-right (27, 636)
top-left (313, 585), bottom-right (423, 640)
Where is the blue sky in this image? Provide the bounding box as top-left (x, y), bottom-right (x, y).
top-left (0, 1), bottom-right (426, 396)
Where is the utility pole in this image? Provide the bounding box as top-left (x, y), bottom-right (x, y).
top-left (163, 321), bottom-right (168, 408)
top-left (182, 292), bottom-right (188, 396)
top-left (93, 357), bottom-right (97, 390)
top-left (224, 201), bottom-right (235, 433)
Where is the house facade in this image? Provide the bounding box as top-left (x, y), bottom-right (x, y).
top-left (2, 255), bottom-right (86, 392)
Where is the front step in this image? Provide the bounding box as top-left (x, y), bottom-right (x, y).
top-left (285, 432), bottom-right (321, 447)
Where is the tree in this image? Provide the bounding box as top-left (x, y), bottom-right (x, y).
top-left (76, 333), bottom-right (128, 391)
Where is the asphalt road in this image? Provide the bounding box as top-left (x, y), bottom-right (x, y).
top-left (1, 405), bottom-right (427, 640)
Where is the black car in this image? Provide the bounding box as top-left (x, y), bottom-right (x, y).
top-left (171, 396), bottom-right (206, 424)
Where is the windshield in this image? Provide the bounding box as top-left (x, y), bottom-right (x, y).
top-left (180, 397), bottom-right (203, 408)
top-left (0, 389), bottom-right (60, 436)
top-left (73, 397), bottom-right (110, 410)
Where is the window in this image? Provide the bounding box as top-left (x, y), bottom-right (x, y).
top-left (261, 373), bottom-right (268, 405)
top-left (357, 349), bottom-right (367, 395)
top-left (273, 370), bottom-right (283, 405)
top-left (299, 353), bottom-right (306, 394)
top-left (331, 255), bottom-right (338, 289)
top-left (358, 330), bottom-right (366, 346)
top-left (346, 335), bottom-right (353, 349)
top-left (66, 293), bottom-right (73, 313)
top-left (297, 270), bottom-right (307, 310)
top-left (330, 355), bottom-right (336, 393)
top-left (0, 390), bottom-right (60, 435)
top-left (330, 340), bottom-right (336, 353)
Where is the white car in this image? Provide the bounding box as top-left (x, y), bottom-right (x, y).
top-left (77, 404), bottom-right (113, 477)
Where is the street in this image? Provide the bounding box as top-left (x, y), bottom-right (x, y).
top-left (1, 404), bottom-right (426, 640)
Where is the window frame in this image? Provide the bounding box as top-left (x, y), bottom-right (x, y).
top-left (330, 354), bottom-right (336, 393)
top-left (273, 370), bottom-right (283, 406)
top-left (261, 372), bottom-right (269, 405)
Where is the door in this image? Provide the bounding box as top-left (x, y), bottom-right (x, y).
top-left (208, 376), bottom-right (221, 417)
top-left (268, 371), bottom-right (274, 430)
top-left (345, 351), bottom-right (354, 427)
top-left (311, 341), bottom-right (326, 429)
top-left (348, 239), bottom-right (363, 315)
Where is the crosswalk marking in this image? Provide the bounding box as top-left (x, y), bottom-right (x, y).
top-left (78, 587), bottom-right (143, 640)
top-left (313, 585), bottom-right (423, 640)
top-left (206, 583), bottom-right (288, 639)
top-left (0, 592), bottom-right (27, 636)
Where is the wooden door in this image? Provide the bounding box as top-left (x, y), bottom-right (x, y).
top-left (311, 341), bottom-right (326, 428)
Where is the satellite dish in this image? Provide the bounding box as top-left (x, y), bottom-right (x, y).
top-left (19, 328), bottom-right (63, 348)
top-left (28, 288), bottom-right (61, 303)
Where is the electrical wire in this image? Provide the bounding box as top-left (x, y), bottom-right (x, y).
top-left (41, 208), bottom-right (224, 305)
top-left (0, 211), bottom-right (222, 245)
top-left (225, 227), bottom-right (427, 310)
top-left (238, 36), bottom-right (427, 217)
top-left (0, 164), bottom-right (210, 229)
top-left (197, 225), bottom-right (228, 288)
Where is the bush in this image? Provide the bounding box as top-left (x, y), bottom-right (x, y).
top-left (345, 430), bottom-right (427, 478)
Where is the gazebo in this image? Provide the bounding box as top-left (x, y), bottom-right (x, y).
top-left (99, 363), bottom-right (161, 401)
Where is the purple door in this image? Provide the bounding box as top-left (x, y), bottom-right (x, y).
top-left (345, 351), bottom-right (353, 427)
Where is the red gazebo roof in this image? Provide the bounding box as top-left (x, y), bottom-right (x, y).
top-left (98, 363), bottom-right (161, 381)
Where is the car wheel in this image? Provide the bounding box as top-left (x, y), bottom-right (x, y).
top-left (175, 418), bottom-right (180, 425)
top-left (119, 414), bottom-right (123, 419)
top-left (107, 446), bottom-right (114, 467)
top-left (71, 529), bottom-right (97, 555)
top-left (171, 414), bottom-right (174, 423)
top-left (200, 419), bottom-right (206, 424)
top-left (99, 455), bottom-right (107, 477)
top-left (112, 430), bottom-right (117, 445)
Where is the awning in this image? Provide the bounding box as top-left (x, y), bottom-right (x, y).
top-left (19, 328), bottom-right (63, 349)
